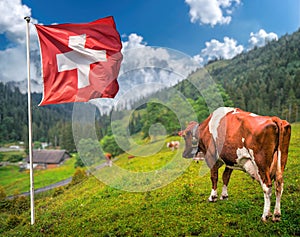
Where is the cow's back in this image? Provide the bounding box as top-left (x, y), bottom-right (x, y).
top-left (210, 109), bottom-right (280, 168)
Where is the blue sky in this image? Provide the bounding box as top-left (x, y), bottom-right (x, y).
top-left (0, 0), bottom-right (299, 86)
top-left (20, 0), bottom-right (300, 55)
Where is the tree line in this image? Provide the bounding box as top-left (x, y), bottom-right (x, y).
top-left (0, 84), bottom-right (73, 149)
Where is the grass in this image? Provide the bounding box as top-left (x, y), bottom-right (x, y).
top-left (0, 157), bottom-right (76, 196)
top-left (1, 124), bottom-right (300, 236)
top-left (117, 136), bottom-right (183, 171)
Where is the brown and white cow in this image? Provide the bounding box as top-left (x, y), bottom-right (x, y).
top-left (105, 153), bottom-right (113, 167)
top-left (167, 141), bottom-right (180, 151)
top-left (179, 107), bottom-right (291, 222)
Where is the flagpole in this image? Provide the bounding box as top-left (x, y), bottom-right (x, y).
top-left (24, 16), bottom-right (35, 225)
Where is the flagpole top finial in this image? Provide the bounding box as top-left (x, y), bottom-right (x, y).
top-left (24, 16), bottom-right (31, 23)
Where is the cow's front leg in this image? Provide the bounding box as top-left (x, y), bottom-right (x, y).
top-left (208, 165), bottom-right (219, 202)
top-left (220, 167), bottom-right (233, 200)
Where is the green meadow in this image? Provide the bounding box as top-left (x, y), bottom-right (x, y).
top-left (0, 158), bottom-right (76, 196)
top-left (1, 124), bottom-right (299, 236)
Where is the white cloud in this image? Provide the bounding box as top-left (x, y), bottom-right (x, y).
top-left (0, 0), bottom-right (39, 86)
top-left (92, 33), bottom-right (201, 114)
top-left (200, 37), bottom-right (244, 61)
top-left (185, 0), bottom-right (241, 27)
top-left (192, 55), bottom-right (204, 65)
top-left (192, 28), bottom-right (278, 66)
top-left (122, 33), bottom-right (146, 50)
top-left (0, 45), bottom-right (26, 82)
top-left (121, 33), bottom-right (199, 77)
top-left (0, 0), bottom-right (37, 45)
top-left (248, 29), bottom-right (278, 49)
top-left (218, 0), bottom-right (241, 8)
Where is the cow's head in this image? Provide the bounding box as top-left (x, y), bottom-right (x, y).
top-left (178, 121), bottom-right (199, 158)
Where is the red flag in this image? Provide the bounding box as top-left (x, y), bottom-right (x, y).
top-left (35, 16), bottom-right (123, 105)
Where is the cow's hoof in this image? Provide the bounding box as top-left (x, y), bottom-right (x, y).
top-left (220, 195), bottom-right (228, 200)
top-left (208, 196), bottom-right (218, 202)
top-left (261, 213), bottom-right (272, 222)
top-left (261, 216), bottom-right (268, 223)
top-left (272, 213), bottom-right (281, 222)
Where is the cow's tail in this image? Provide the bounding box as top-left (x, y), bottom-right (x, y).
top-left (272, 117), bottom-right (285, 180)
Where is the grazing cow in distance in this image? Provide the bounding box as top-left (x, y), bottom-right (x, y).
top-left (105, 153), bottom-right (113, 167)
top-left (167, 141), bottom-right (180, 151)
top-left (179, 107), bottom-right (291, 222)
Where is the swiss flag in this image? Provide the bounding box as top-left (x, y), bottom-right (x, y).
top-left (35, 16), bottom-right (123, 106)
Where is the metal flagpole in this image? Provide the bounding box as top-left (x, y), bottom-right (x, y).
top-left (24, 16), bottom-right (35, 225)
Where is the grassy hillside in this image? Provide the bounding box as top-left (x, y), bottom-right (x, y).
top-left (1, 124), bottom-right (300, 236)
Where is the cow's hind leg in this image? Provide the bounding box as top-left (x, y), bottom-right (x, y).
top-left (260, 168), bottom-right (273, 222)
top-left (247, 152), bottom-right (273, 222)
top-left (220, 167), bottom-right (233, 200)
top-left (273, 147), bottom-right (286, 222)
top-left (261, 183), bottom-right (272, 222)
top-left (273, 178), bottom-right (283, 222)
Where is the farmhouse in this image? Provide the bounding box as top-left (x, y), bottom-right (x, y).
top-left (25, 150), bottom-right (70, 169)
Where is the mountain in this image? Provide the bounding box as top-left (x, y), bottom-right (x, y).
top-left (6, 79), bottom-right (43, 94)
top-left (203, 29), bottom-right (300, 121)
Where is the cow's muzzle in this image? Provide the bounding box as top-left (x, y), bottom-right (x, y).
top-left (182, 147), bottom-right (198, 159)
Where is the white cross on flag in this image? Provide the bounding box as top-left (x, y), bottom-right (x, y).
top-left (35, 16), bottom-right (123, 105)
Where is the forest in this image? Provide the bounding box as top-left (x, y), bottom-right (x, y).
top-left (206, 29), bottom-right (300, 121)
top-left (0, 28), bottom-right (299, 153)
top-left (0, 87), bottom-right (73, 148)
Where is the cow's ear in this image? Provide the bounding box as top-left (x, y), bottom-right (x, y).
top-left (178, 131), bottom-right (185, 137)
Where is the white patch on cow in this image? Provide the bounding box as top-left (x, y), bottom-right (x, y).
top-left (208, 189), bottom-right (218, 202)
top-left (242, 137), bottom-right (245, 143)
top-left (236, 146), bottom-right (251, 159)
top-left (243, 159), bottom-right (261, 181)
top-left (277, 149), bottom-right (282, 172)
top-left (208, 107), bottom-right (235, 142)
top-left (249, 113), bottom-right (258, 117)
top-left (234, 146), bottom-right (262, 182)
